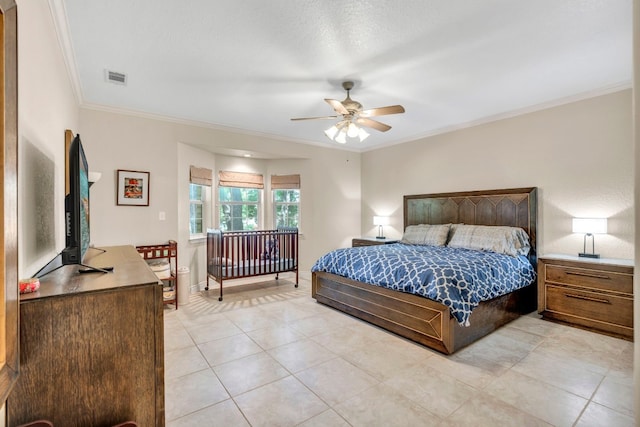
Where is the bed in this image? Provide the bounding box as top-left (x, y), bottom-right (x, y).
top-left (206, 228), bottom-right (299, 301)
top-left (311, 187), bottom-right (537, 354)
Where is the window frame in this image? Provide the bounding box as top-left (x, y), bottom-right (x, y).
top-left (189, 183), bottom-right (209, 240)
top-left (218, 186), bottom-right (262, 231)
top-left (272, 188), bottom-right (300, 229)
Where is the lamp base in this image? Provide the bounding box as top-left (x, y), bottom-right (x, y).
top-left (376, 236), bottom-right (385, 240)
top-left (578, 252), bottom-right (600, 259)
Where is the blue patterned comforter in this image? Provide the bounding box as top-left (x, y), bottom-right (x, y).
top-left (311, 243), bottom-right (536, 326)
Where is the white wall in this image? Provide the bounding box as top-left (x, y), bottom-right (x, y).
top-left (18, 0), bottom-right (80, 277)
top-left (77, 108), bottom-right (361, 284)
top-left (361, 90), bottom-right (634, 260)
top-left (78, 109), bottom-right (179, 248)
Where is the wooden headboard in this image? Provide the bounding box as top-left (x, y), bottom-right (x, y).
top-left (403, 187), bottom-right (538, 265)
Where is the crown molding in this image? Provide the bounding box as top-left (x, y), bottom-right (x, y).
top-left (48, 0), bottom-right (84, 104)
top-left (79, 102), bottom-right (363, 153)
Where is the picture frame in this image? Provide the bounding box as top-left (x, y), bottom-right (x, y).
top-left (117, 169), bottom-right (150, 206)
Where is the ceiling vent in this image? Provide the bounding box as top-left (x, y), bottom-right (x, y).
top-left (105, 69), bottom-right (127, 85)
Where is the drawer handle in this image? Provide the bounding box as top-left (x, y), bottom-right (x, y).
top-left (565, 293), bottom-right (611, 304)
top-left (566, 271), bottom-right (610, 280)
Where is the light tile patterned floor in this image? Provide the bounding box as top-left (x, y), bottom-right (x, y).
top-left (164, 274), bottom-right (634, 427)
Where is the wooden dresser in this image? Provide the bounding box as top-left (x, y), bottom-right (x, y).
top-left (538, 254), bottom-right (634, 340)
top-left (7, 246), bottom-right (165, 426)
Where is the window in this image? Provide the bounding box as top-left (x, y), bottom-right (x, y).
top-left (271, 174), bottom-right (300, 229)
top-left (273, 189), bottom-right (300, 228)
top-left (219, 187), bottom-right (261, 231)
top-left (217, 171), bottom-right (264, 231)
top-left (189, 166), bottom-right (212, 239)
top-left (189, 183), bottom-right (206, 237)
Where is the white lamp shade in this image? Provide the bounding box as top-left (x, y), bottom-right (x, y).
top-left (347, 122), bottom-right (359, 137)
top-left (358, 127), bottom-right (370, 142)
top-left (324, 125), bottom-right (339, 140)
top-left (572, 218), bottom-right (607, 234)
top-left (325, 121), bottom-right (371, 143)
top-left (373, 216), bottom-right (390, 226)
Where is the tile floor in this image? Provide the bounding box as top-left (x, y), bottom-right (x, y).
top-left (164, 274), bottom-right (634, 426)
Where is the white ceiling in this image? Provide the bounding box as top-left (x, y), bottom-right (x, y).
top-left (54, 0), bottom-right (632, 153)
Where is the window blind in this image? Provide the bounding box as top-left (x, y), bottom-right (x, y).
top-left (218, 171), bottom-right (264, 189)
top-left (190, 166), bottom-right (213, 186)
top-left (271, 174), bottom-right (300, 190)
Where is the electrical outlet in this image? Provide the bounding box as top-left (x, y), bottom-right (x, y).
top-left (159, 211), bottom-right (166, 221)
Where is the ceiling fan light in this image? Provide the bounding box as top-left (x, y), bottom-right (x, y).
top-left (324, 125), bottom-right (339, 140)
top-left (358, 127), bottom-right (370, 142)
top-left (292, 82), bottom-right (405, 144)
top-left (347, 122), bottom-right (359, 138)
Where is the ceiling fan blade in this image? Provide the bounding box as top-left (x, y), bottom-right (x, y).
top-left (356, 117), bottom-right (391, 132)
top-left (359, 105), bottom-right (405, 117)
top-left (290, 115), bottom-right (339, 121)
top-left (324, 98), bottom-right (349, 115)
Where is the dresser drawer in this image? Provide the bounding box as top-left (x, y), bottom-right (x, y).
top-left (545, 284), bottom-right (633, 328)
top-left (544, 264), bottom-right (633, 295)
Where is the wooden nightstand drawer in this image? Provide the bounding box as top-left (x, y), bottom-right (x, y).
top-left (545, 284), bottom-right (633, 329)
top-left (545, 264), bottom-right (632, 295)
top-left (538, 255), bottom-right (634, 340)
top-left (352, 238), bottom-right (398, 247)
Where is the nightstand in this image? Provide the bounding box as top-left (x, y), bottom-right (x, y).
top-left (352, 237), bottom-right (399, 247)
top-left (538, 254), bottom-right (634, 340)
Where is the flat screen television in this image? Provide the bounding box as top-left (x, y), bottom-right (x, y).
top-left (35, 134), bottom-right (110, 278)
top-left (61, 133), bottom-right (90, 265)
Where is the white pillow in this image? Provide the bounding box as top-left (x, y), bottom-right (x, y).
top-left (401, 224), bottom-right (451, 246)
top-left (447, 225), bottom-right (530, 257)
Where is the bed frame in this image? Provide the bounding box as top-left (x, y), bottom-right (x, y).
top-left (312, 187), bottom-right (537, 354)
top-left (206, 228), bottom-right (299, 301)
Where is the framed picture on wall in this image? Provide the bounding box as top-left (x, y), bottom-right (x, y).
top-left (117, 169), bottom-right (150, 206)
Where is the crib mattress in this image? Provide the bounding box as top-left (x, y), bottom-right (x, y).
top-left (212, 259), bottom-right (297, 278)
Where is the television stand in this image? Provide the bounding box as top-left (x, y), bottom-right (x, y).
top-left (8, 245), bottom-right (165, 426)
top-left (34, 251), bottom-right (114, 278)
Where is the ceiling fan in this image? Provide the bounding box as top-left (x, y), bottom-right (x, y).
top-left (291, 81), bottom-right (405, 143)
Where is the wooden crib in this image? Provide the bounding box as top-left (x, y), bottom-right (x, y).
top-left (206, 227), bottom-right (299, 301)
